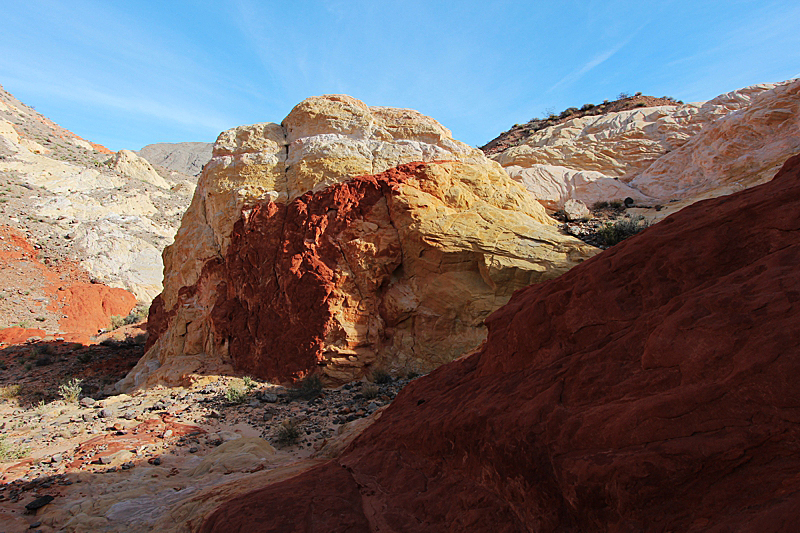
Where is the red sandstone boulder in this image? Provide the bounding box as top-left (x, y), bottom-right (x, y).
top-left (200, 154), bottom-right (800, 532)
top-left (122, 98), bottom-right (596, 389)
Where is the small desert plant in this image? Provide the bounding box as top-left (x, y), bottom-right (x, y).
top-left (124, 304), bottom-right (149, 325)
top-left (291, 375), bottom-right (323, 401)
top-left (361, 383), bottom-right (380, 400)
top-left (371, 369), bottom-right (393, 385)
top-left (0, 384), bottom-right (21, 399)
top-left (109, 315), bottom-right (125, 330)
top-left (58, 378), bottom-right (83, 403)
top-left (591, 200), bottom-right (609, 210)
top-left (224, 384), bottom-right (247, 404)
top-left (242, 376), bottom-right (256, 392)
top-left (597, 215), bottom-right (650, 245)
top-left (274, 419), bottom-right (301, 447)
top-left (0, 436), bottom-right (29, 462)
top-left (609, 200), bottom-right (625, 210)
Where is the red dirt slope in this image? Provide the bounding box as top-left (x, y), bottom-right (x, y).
top-left (201, 154), bottom-right (800, 532)
top-left (0, 226), bottom-right (136, 343)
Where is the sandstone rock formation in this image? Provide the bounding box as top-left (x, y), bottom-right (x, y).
top-left (200, 154), bottom-right (800, 533)
top-left (105, 150), bottom-right (171, 189)
top-left (630, 79), bottom-right (800, 201)
top-left (121, 95), bottom-right (597, 389)
top-left (137, 141), bottom-right (213, 176)
top-left (0, 84), bottom-right (196, 301)
top-left (491, 81), bottom-right (798, 210)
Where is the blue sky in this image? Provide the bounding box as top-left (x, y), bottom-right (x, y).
top-left (1, 0), bottom-right (798, 151)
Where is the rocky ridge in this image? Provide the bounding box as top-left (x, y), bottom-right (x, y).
top-left (123, 95), bottom-right (597, 389)
top-left (137, 142), bottom-right (213, 177)
top-left (199, 153), bottom-right (800, 533)
top-left (0, 84), bottom-right (198, 303)
top-left (489, 80), bottom-right (799, 211)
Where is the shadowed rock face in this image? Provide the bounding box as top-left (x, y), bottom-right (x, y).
top-left (200, 155), bottom-right (800, 532)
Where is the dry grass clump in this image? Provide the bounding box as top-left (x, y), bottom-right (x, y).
top-left (598, 215), bottom-right (650, 245)
top-left (0, 384), bottom-right (21, 399)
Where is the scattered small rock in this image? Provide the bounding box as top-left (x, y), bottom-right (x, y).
top-left (24, 494), bottom-right (54, 512)
top-left (79, 397), bottom-right (95, 407)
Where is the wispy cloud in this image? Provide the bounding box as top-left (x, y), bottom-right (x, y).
top-left (547, 42), bottom-right (628, 93)
top-left (2, 71), bottom-right (233, 133)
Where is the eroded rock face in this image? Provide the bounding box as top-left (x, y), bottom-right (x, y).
top-left (630, 79), bottom-right (800, 201)
top-left (200, 154), bottom-right (800, 533)
top-left (492, 81), bottom-right (797, 209)
top-left (121, 96), bottom-right (596, 388)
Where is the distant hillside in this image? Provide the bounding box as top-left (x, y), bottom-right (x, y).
top-left (138, 142), bottom-right (213, 176)
top-left (481, 93), bottom-right (682, 155)
top-left (0, 84), bottom-right (197, 304)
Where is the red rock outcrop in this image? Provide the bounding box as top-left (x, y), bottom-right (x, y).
top-left (122, 98), bottom-right (596, 389)
top-left (134, 161), bottom-right (595, 386)
top-left (201, 155), bottom-right (800, 532)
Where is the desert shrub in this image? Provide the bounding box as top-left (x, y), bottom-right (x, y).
top-left (274, 420), bottom-right (300, 447)
top-left (361, 383), bottom-right (380, 400)
top-left (591, 200), bottom-right (609, 210)
top-left (109, 315), bottom-right (125, 330)
top-left (372, 369), bottom-right (393, 385)
top-left (597, 215), bottom-right (650, 245)
top-left (0, 384), bottom-right (21, 399)
top-left (225, 384), bottom-right (247, 404)
top-left (609, 200), bottom-right (625, 210)
top-left (58, 378), bottom-right (83, 403)
top-left (124, 304), bottom-right (149, 325)
top-left (581, 103), bottom-right (595, 111)
top-left (0, 436), bottom-right (29, 462)
top-left (242, 376), bottom-right (256, 392)
top-left (291, 375), bottom-right (323, 401)
top-left (109, 304), bottom-right (150, 330)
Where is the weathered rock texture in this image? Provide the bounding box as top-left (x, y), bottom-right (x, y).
top-left (200, 154), bottom-right (800, 533)
top-left (492, 80), bottom-right (800, 209)
top-left (121, 95), bottom-right (596, 389)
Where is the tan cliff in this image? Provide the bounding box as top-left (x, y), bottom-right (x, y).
top-left (120, 95), bottom-right (597, 390)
